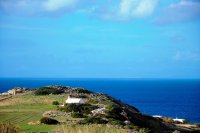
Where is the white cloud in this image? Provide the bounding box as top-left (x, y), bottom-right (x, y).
top-left (95, 0), bottom-right (159, 21)
top-left (0, 0), bottom-right (83, 16)
top-left (0, 0), bottom-right (158, 20)
top-left (0, 0), bottom-right (41, 13)
top-left (121, 0), bottom-right (158, 17)
top-left (43, 0), bottom-right (78, 12)
top-left (155, 0), bottom-right (200, 24)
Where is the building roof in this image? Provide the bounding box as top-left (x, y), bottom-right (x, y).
top-left (173, 118), bottom-right (185, 123)
top-left (152, 115), bottom-right (162, 118)
top-left (66, 96), bottom-right (85, 104)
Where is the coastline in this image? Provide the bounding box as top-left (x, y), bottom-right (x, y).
top-left (0, 78), bottom-right (200, 123)
top-left (0, 85), bottom-right (200, 133)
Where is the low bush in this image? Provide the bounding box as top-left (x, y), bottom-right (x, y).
top-left (76, 89), bottom-right (92, 94)
top-left (127, 124), bottom-right (139, 130)
top-left (108, 119), bottom-right (124, 125)
top-left (35, 87), bottom-right (63, 95)
top-left (94, 113), bottom-right (107, 118)
top-left (40, 117), bottom-right (59, 125)
top-left (87, 99), bottom-right (99, 104)
top-left (106, 106), bottom-right (126, 121)
top-left (105, 104), bottom-right (114, 111)
top-left (182, 119), bottom-right (189, 124)
top-left (58, 103), bottom-right (98, 115)
top-left (83, 117), bottom-right (107, 124)
top-left (52, 101), bottom-right (59, 105)
top-left (71, 112), bottom-right (85, 118)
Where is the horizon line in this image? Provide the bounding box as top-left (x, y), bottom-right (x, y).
top-left (0, 77), bottom-right (200, 80)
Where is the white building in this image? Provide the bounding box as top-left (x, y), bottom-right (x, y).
top-left (173, 118), bottom-right (186, 123)
top-left (65, 95), bottom-right (85, 104)
top-left (152, 115), bottom-right (162, 118)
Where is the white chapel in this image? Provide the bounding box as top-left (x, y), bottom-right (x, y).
top-left (65, 95), bottom-right (85, 104)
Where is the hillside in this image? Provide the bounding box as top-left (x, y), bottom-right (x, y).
top-left (0, 85), bottom-right (199, 133)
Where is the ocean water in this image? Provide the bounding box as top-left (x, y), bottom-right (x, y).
top-left (0, 78), bottom-right (200, 123)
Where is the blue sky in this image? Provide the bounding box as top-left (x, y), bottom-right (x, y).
top-left (0, 0), bottom-right (200, 78)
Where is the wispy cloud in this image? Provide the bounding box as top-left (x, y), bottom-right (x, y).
top-left (43, 0), bottom-right (78, 12)
top-left (119, 0), bottom-right (158, 18)
top-left (173, 50), bottom-right (200, 61)
top-left (154, 0), bottom-right (200, 25)
top-left (0, 0), bottom-right (86, 16)
top-left (93, 0), bottom-right (159, 21)
top-left (0, 0), bottom-right (158, 20)
top-left (170, 35), bottom-right (186, 44)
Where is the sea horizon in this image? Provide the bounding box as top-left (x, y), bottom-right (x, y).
top-left (1, 77), bottom-right (200, 80)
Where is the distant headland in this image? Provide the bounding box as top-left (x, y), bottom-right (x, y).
top-left (0, 85), bottom-right (200, 133)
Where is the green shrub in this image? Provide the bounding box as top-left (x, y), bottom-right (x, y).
top-left (182, 119), bottom-right (189, 124)
top-left (106, 106), bottom-right (126, 121)
top-left (40, 117), bottom-right (59, 125)
top-left (71, 112), bottom-right (85, 118)
top-left (35, 87), bottom-right (63, 95)
top-left (52, 101), bottom-right (59, 105)
top-left (108, 119), bottom-right (124, 125)
top-left (94, 113), bottom-right (107, 118)
top-left (106, 104), bottom-right (114, 110)
top-left (83, 117), bottom-right (107, 124)
top-left (76, 89), bottom-right (92, 94)
top-left (127, 124), bottom-right (139, 130)
top-left (87, 99), bottom-right (99, 104)
top-left (58, 103), bottom-right (98, 114)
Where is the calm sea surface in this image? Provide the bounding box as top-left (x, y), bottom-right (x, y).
top-left (0, 78), bottom-right (200, 123)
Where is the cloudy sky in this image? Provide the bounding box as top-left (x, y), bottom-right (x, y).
top-left (0, 0), bottom-right (200, 78)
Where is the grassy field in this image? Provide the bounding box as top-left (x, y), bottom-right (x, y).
top-left (0, 93), bottom-right (127, 133)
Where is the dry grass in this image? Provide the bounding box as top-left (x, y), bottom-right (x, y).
top-left (0, 94), bottom-right (129, 133)
top-left (176, 124), bottom-right (200, 129)
top-left (0, 123), bottom-right (20, 133)
top-left (54, 124), bottom-right (127, 133)
top-left (0, 93), bottom-right (66, 106)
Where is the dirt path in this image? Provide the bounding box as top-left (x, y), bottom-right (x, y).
top-left (0, 96), bottom-right (12, 101)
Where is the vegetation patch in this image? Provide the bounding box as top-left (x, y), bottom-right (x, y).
top-left (71, 112), bottom-right (85, 118)
top-left (35, 87), bottom-right (63, 95)
top-left (108, 119), bottom-right (125, 126)
top-left (87, 99), bottom-right (99, 104)
top-left (52, 101), bottom-right (59, 105)
top-left (58, 103), bottom-right (98, 115)
top-left (106, 106), bottom-right (126, 121)
top-left (83, 117), bottom-right (107, 124)
top-left (74, 88), bottom-right (92, 94)
top-left (40, 117), bottom-right (59, 125)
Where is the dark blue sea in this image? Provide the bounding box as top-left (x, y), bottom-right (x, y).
top-left (0, 78), bottom-right (200, 123)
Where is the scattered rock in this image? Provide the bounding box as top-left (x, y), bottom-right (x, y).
top-left (43, 111), bottom-right (71, 118)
